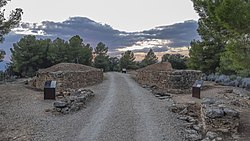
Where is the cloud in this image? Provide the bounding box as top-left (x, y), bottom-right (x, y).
top-left (1, 17), bottom-right (199, 62)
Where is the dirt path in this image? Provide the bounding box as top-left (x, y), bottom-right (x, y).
top-left (0, 72), bottom-right (184, 141)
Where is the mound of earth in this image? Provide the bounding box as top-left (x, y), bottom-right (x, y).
top-left (38, 63), bottom-right (98, 73)
top-left (137, 62), bottom-right (172, 72)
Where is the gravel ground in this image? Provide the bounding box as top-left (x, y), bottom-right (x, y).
top-left (0, 72), bottom-right (184, 141)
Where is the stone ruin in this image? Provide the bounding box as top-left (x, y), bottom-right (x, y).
top-left (31, 63), bottom-right (103, 92)
top-left (136, 62), bottom-right (202, 94)
top-left (201, 98), bottom-right (240, 133)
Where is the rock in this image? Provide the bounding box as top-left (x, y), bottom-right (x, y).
top-left (185, 129), bottom-right (198, 134)
top-left (53, 101), bottom-right (67, 108)
top-left (185, 133), bottom-right (202, 141)
top-left (206, 131), bottom-right (218, 139)
top-left (178, 116), bottom-right (188, 121)
top-left (202, 98), bottom-right (216, 105)
top-left (201, 137), bottom-right (210, 141)
top-left (241, 78), bottom-right (250, 90)
top-left (77, 95), bottom-right (87, 102)
top-left (193, 125), bottom-right (201, 131)
top-left (204, 107), bottom-right (224, 118)
top-left (179, 107), bottom-right (188, 115)
top-left (216, 128), bottom-right (229, 133)
top-left (223, 107), bottom-right (239, 117)
top-left (225, 89), bottom-right (233, 93)
top-left (232, 134), bottom-right (240, 139)
top-left (216, 137), bottom-right (223, 141)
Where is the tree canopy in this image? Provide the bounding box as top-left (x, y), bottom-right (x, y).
top-left (141, 49), bottom-right (158, 67)
top-left (10, 35), bottom-right (93, 77)
top-left (0, 0), bottom-right (23, 61)
top-left (189, 0), bottom-right (250, 76)
top-left (93, 42), bottom-right (109, 72)
top-left (120, 50), bottom-right (136, 70)
top-left (162, 53), bottom-right (188, 69)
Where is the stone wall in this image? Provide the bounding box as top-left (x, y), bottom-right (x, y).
top-left (136, 70), bottom-right (202, 94)
top-left (35, 70), bottom-right (103, 92)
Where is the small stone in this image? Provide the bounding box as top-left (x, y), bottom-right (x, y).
top-left (225, 89), bottom-right (233, 93)
top-left (216, 128), bottom-right (229, 133)
top-left (216, 137), bottom-right (223, 141)
top-left (178, 116), bottom-right (188, 121)
top-left (185, 129), bottom-right (198, 134)
top-left (185, 133), bottom-right (202, 141)
top-left (77, 96), bottom-right (87, 102)
top-left (223, 107), bottom-right (239, 117)
top-left (206, 131), bottom-right (218, 139)
top-left (232, 134), bottom-right (240, 139)
top-left (179, 107), bottom-right (188, 115)
top-left (201, 137), bottom-right (210, 141)
top-left (202, 98), bottom-right (216, 105)
top-left (193, 125), bottom-right (201, 131)
top-left (187, 101), bottom-right (196, 105)
top-left (53, 101), bottom-right (67, 108)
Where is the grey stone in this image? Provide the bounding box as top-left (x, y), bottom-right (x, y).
top-left (202, 98), bottom-right (216, 105)
top-left (178, 116), bottom-right (188, 121)
top-left (223, 107), bottom-right (239, 117)
top-left (193, 125), bottom-right (201, 131)
top-left (206, 131), bottom-right (218, 139)
top-left (77, 95), bottom-right (87, 102)
top-left (241, 78), bottom-right (250, 90)
top-left (201, 137), bottom-right (210, 141)
top-left (204, 107), bottom-right (224, 118)
top-left (185, 133), bottom-right (202, 141)
top-left (53, 101), bottom-right (67, 108)
top-left (216, 137), bottom-right (223, 141)
top-left (185, 129), bottom-right (198, 134)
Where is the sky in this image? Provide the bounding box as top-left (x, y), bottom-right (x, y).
top-left (4, 0), bottom-right (199, 32)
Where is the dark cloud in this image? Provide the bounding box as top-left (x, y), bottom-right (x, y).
top-left (1, 17), bottom-right (199, 64)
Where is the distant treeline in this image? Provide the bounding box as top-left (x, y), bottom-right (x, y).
top-left (6, 35), bottom-right (188, 77)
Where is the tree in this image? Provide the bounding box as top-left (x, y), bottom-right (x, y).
top-left (120, 50), bottom-right (136, 70)
top-left (94, 42), bottom-right (109, 71)
top-left (188, 0), bottom-right (227, 74)
top-left (141, 49), bottom-right (158, 67)
top-left (0, 50), bottom-right (5, 62)
top-left (10, 35), bottom-right (93, 77)
top-left (68, 35), bottom-right (93, 65)
top-left (162, 53), bottom-right (188, 69)
top-left (10, 35), bottom-right (51, 76)
top-left (214, 0), bottom-right (250, 76)
top-left (109, 57), bottom-right (120, 71)
top-left (0, 0), bottom-right (23, 61)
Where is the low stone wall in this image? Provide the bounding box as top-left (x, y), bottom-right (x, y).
top-left (35, 70), bottom-right (103, 92)
top-left (201, 98), bottom-right (240, 133)
top-left (136, 70), bottom-right (202, 94)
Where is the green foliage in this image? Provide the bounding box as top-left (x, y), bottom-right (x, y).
top-left (120, 50), bottom-right (137, 70)
top-left (108, 57), bottom-right (120, 71)
top-left (190, 0), bottom-right (250, 76)
top-left (141, 49), bottom-right (158, 67)
top-left (0, 0), bottom-right (22, 61)
top-left (10, 35), bottom-right (93, 77)
top-left (0, 50), bottom-right (5, 62)
top-left (162, 53), bottom-right (188, 69)
top-left (93, 42), bottom-right (109, 71)
top-left (0, 0), bottom-right (22, 43)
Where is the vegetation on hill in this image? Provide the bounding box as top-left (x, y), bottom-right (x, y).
top-left (162, 54), bottom-right (188, 70)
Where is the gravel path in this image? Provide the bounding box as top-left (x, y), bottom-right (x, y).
top-left (0, 72), bottom-right (184, 141)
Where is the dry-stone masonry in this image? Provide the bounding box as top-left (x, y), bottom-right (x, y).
top-left (201, 98), bottom-right (240, 133)
top-left (136, 62), bottom-right (202, 94)
top-left (53, 88), bottom-right (95, 114)
top-left (32, 63), bottom-right (103, 92)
